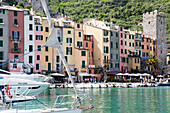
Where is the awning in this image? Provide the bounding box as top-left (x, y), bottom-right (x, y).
top-left (79, 73), bottom-right (90, 77)
top-left (50, 73), bottom-right (65, 77)
top-left (128, 49), bottom-right (137, 52)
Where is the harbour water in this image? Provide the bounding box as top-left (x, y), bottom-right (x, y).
top-left (15, 87), bottom-right (170, 113)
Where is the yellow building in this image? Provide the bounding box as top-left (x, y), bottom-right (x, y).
top-left (41, 18), bottom-right (53, 73)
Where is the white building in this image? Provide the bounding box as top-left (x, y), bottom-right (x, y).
top-left (24, 10), bottom-right (34, 73)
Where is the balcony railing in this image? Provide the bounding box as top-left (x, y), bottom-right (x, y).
top-left (11, 36), bottom-right (21, 41)
top-left (128, 55), bottom-right (140, 57)
top-left (11, 48), bottom-right (21, 53)
top-left (64, 24), bottom-right (74, 28)
top-left (103, 59), bottom-right (111, 63)
top-left (10, 59), bottom-right (24, 63)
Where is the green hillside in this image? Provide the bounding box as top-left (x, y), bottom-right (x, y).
top-left (49, 0), bottom-right (170, 41)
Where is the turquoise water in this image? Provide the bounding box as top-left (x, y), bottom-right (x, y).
top-left (15, 87), bottom-right (170, 113)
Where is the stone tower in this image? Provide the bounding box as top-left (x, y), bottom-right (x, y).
top-left (32, 0), bottom-right (48, 14)
top-left (143, 10), bottom-right (167, 73)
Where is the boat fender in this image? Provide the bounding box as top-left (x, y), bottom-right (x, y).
top-left (78, 104), bottom-right (94, 109)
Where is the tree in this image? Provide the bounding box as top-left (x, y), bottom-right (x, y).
top-left (141, 55), bottom-right (161, 76)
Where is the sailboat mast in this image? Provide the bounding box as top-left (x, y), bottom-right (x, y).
top-left (40, 0), bottom-right (79, 98)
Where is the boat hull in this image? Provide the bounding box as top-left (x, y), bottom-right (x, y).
top-left (158, 83), bottom-right (170, 86)
top-left (0, 109), bottom-right (82, 113)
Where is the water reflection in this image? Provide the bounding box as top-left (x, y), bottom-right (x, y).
top-left (14, 87), bottom-right (170, 113)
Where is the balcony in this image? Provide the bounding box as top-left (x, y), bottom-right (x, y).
top-left (10, 59), bottom-right (24, 63)
top-left (11, 48), bottom-right (21, 53)
top-left (103, 59), bottom-right (111, 63)
top-left (64, 24), bottom-right (74, 28)
top-left (128, 54), bottom-right (140, 57)
top-left (11, 36), bottom-right (21, 41)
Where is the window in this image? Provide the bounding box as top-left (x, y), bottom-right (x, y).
top-left (91, 52), bottom-right (93, 57)
top-left (129, 35), bottom-right (131, 39)
top-left (36, 35), bottom-right (43, 40)
top-left (116, 54), bottom-right (118, 60)
top-left (36, 26), bottom-right (43, 31)
top-left (146, 53), bottom-right (149, 57)
top-left (111, 54), bottom-right (113, 59)
top-left (147, 38), bottom-right (149, 42)
top-left (136, 66), bottom-right (138, 70)
top-left (142, 38), bottom-right (144, 42)
top-left (14, 11), bottom-right (17, 16)
top-left (0, 52), bottom-right (3, 60)
top-left (129, 42), bottom-right (131, 47)
top-left (0, 18), bottom-right (3, 23)
top-left (103, 30), bottom-right (108, 36)
top-left (29, 56), bottom-right (33, 63)
top-left (29, 24), bottom-right (33, 30)
top-left (56, 64), bottom-right (59, 70)
top-left (104, 46), bottom-right (109, 53)
top-left (77, 41), bottom-right (82, 47)
top-left (37, 55), bottom-right (40, 60)
top-left (14, 19), bottom-right (18, 26)
top-left (125, 49), bottom-right (127, 54)
top-left (136, 42), bottom-right (138, 46)
top-left (121, 40), bottom-right (123, 45)
top-left (13, 64), bottom-right (17, 69)
top-left (77, 24), bottom-right (80, 28)
top-left (86, 42), bottom-right (88, 47)
top-left (110, 32), bottom-right (113, 36)
top-left (29, 35), bottom-right (33, 40)
top-left (29, 16), bottom-right (33, 20)
top-left (12, 31), bottom-right (19, 40)
top-left (0, 41), bottom-right (3, 47)
top-left (147, 45), bottom-right (149, 49)
top-left (150, 47), bottom-right (152, 51)
top-left (66, 47), bottom-right (72, 55)
top-left (45, 47), bottom-right (48, 52)
top-left (89, 70), bottom-right (91, 74)
top-left (153, 41), bottom-right (155, 45)
top-left (132, 35), bottom-right (134, 39)
top-left (56, 56), bottom-right (59, 62)
top-left (142, 52), bottom-right (145, 57)
top-left (139, 42), bottom-right (141, 46)
top-left (115, 63), bottom-right (119, 68)
top-left (116, 42), bottom-right (118, 48)
top-left (82, 61), bottom-right (85, 68)
top-left (132, 43), bottom-right (134, 47)
top-left (111, 42), bottom-right (113, 48)
top-left (45, 27), bottom-right (49, 32)
top-left (81, 51), bottom-right (86, 56)
top-left (121, 49), bottom-right (123, 54)
top-left (36, 64), bottom-right (39, 70)
top-left (0, 28), bottom-right (3, 36)
top-left (116, 32), bottom-right (119, 37)
top-left (121, 33), bottom-right (123, 38)
top-left (66, 38), bottom-right (72, 43)
top-left (125, 41), bottom-right (127, 46)
top-left (92, 43), bottom-right (93, 48)
top-left (45, 56), bottom-right (48, 62)
top-left (14, 55), bottom-right (18, 59)
top-left (29, 45), bottom-right (33, 52)
top-left (142, 45), bottom-right (144, 49)
top-left (125, 34), bottom-right (127, 39)
top-left (37, 45), bottom-right (41, 51)
top-left (79, 32), bottom-right (81, 37)
top-left (0, 9), bottom-right (5, 14)
top-left (68, 30), bottom-right (71, 34)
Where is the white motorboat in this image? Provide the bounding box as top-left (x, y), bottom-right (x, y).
top-left (0, 78), bottom-right (50, 96)
top-left (0, 69), bottom-right (52, 82)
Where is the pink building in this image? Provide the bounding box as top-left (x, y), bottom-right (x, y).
top-left (8, 9), bottom-right (24, 72)
top-left (83, 34), bottom-right (94, 74)
top-left (34, 17), bottom-right (43, 73)
top-left (118, 27), bottom-right (125, 72)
